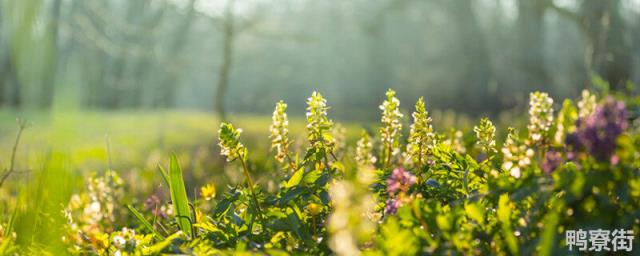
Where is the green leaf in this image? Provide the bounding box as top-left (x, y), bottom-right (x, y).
top-left (127, 205), bottom-right (166, 240)
top-left (463, 168), bottom-right (470, 195)
top-left (319, 190), bottom-right (330, 205)
top-left (302, 169), bottom-right (322, 184)
top-left (497, 194), bottom-right (511, 224)
top-left (538, 198), bottom-right (563, 255)
top-left (316, 173), bottom-right (330, 187)
top-left (168, 155), bottom-right (193, 239)
top-left (279, 187), bottom-right (304, 206)
top-left (303, 148), bottom-right (316, 162)
top-left (464, 202), bottom-right (484, 225)
top-left (285, 168), bottom-right (304, 188)
top-left (426, 179), bottom-right (440, 188)
top-left (498, 194), bottom-right (519, 255)
top-left (213, 198), bottom-right (232, 218)
top-left (286, 210), bottom-right (312, 244)
top-left (380, 217), bottom-right (418, 255)
top-left (141, 231), bottom-right (184, 255)
top-left (0, 237), bottom-right (14, 255)
top-left (465, 154), bottom-right (479, 169)
top-left (331, 161), bottom-right (345, 172)
top-left (436, 215), bottom-right (451, 231)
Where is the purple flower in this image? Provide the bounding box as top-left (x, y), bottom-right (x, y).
top-left (386, 167), bottom-right (417, 195)
top-left (384, 167), bottom-right (416, 215)
top-left (567, 97), bottom-right (628, 162)
top-left (542, 150), bottom-right (562, 174)
top-left (144, 194), bottom-right (166, 218)
top-left (384, 199), bottom-right (400, 215)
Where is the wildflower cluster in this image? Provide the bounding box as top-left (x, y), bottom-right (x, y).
top-left (577, 89), bottom-right (597, 119)
top-left (306, 91), bottom-right (335, 153)
top-left (443, 129), bottom-right (466, 154)
top-left (527, 91), bottom-right (554, 144)
top-left (269, 100), bottom-right (291, 163)
top-left (384, 167), bottom-right (416, 214)
top-left (501, 128), bottom-right (534, 178)
top-left (406, 97), bottom-right (435, 169)
top-left (63, 171), bottom-right (125, 254)
top-left (379, 89), bottom-right (404, 167)
top-left (355, 130), bottom-right (376, 167)
top-left (217, 121), bottom-right (263, 221)
top-left (218, 122), bottom-right (248, 161)
top-left (11, 87), bottom-right (638, 255)
top-left (110, 227), bottom-right (152, 255)
top-left (474, 117), bottom-right (496, 154)
top-left (568, 97), bottom-right (629, 162)
top-left (143, 194), bottom-right (172, 218)
top-left (332, 123), bottom-right (347, 156)
top-left (542, 150), bottom-right (563, 174)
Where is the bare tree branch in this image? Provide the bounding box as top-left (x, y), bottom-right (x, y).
top-left (0, 119), bottom-right (28, 188)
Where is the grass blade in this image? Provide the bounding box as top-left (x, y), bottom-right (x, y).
top-left (168, 154), bottom-right (193, 238)
top-left (158, 164), bottom-right (170, 187)
top-left (127, 205), bottom-right (166, 240)
top-left (4, 200), bottom-right (18, 237)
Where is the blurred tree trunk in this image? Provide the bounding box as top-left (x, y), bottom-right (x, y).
top-left (0, 55), bottom-right (11, 106)
top-left (0, 2), bottom-right (6, 106)
top-left (549, 0), bottom-right (631, 90)
top-left (125, 1), bottom-right (164, 108)
top-left (0, 62), bottom-right (4, 105)
top-left (363, 20), bottom-right (391, 112)
top-left (517, 0), bottom-right (550, 90)
top-left (580, 0), bottom-right (631, 90)
top-left (105, 0), bottom-right (141, 109)
top-left (445, 0), bottom-right (494, 113)
top-left (360, 0), bottom-right (411, 113)
top-left (39, 0), bottom-right (62, 109)
top-left (0, 57), bottom-right (22, 108)
top-left (79, 0), bottom-right (110, 108)
top-left (215, 0), bottom-right (235, 121)
top-left (0, 1), bottom-right (22, 108)
top-left (156, 0), bottom-right (196, 108)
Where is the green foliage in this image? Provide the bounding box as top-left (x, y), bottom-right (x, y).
top-left (1, 88), bottom-right (639, 255)
top-left (554, 99), bottom-right (578, 145)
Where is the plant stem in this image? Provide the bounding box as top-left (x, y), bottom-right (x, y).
top-left (329, 151), bottom-right (338, 162)
top-left (384, 144), bottom-right (392, 170)
top-left (0, 119), bottom-right (27, 188)
top-left (285, 153), bottom-right (297, 174)
top-left (239, 156), bottom-right (264, 222)
top-left (417, 142), bottom-right (423, 172)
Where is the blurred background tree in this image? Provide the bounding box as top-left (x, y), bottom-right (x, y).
top-left (0, 0), bottom-right (638, 120)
